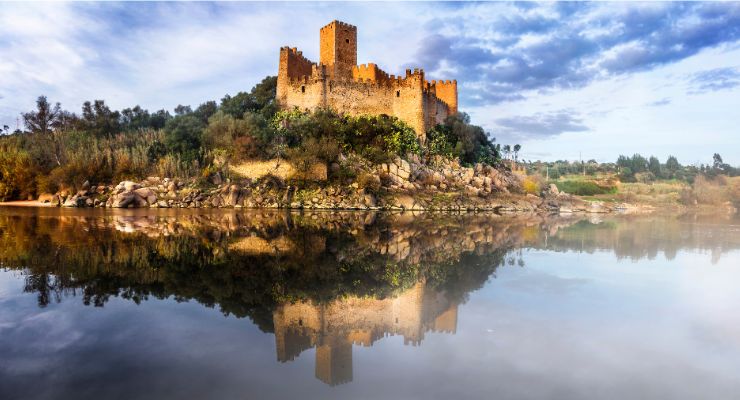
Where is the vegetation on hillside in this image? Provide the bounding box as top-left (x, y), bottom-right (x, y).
top-left (522, 153), bottom-right (738, 207)
top-left (0, 76), bottom-right (501, 201)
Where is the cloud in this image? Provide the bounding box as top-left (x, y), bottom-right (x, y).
top-left (648, 98), bottom-right (672, 107)
top-left (493, 110), bottom-right (589, 141)
top-left (410, 2), bottom-right (740, 107)
top-left (688, 67), bottom-right (740, 94)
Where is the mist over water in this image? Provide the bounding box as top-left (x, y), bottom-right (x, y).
top-left (1, 208), bottom-right (739, 400)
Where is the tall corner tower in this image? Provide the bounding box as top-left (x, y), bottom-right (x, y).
top-left (320, 20), bottom-right (357, 80)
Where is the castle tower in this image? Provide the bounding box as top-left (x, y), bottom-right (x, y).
top-left (436, 80), bottom-right (458, 115)
top-left (315, 341), bottom-right (353, 386)
top-left (320, 20), bottom-right (357, 80)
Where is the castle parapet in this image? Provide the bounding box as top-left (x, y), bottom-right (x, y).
top-left (277, 20), bottom-right (458, 137)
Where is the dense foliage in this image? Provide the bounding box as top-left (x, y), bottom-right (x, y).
top-left (0, 75), bottom-right (503, 201)
top-left (426, 113), bottom-right (500, 166)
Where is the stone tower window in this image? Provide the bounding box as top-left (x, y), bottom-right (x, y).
top-left (396, 90), bottom-right (400, 97)
top-left (301, 85), bottom-right (306, 93)
top-left (345, 38), bottom-right (349, 44)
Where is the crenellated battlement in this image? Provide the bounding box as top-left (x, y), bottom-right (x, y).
top-left (277, 20), bottom-right (458, 139)
top-left (321, 20), bottom-right (357, 31)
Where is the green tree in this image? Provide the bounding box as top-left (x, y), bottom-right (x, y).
top-left (174, 104), bottom-right (193, 116)
top-left (22, 96), bottom-right (60, 135)
top-left (648, 156), bottom-right (661, 178)
top-left (665, 155), bottom-right (680, 178)
top-left (194, 101), bottom-right (218, 124)
top-left (81, 100), bottom-right (120, 138)
top-left (164, 115), bottom-right (204, 159)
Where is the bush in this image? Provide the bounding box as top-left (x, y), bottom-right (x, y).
top-left (164, 115), bottom-right (204, 160)
top-left (0, 147), bottom-right (36, 200)
top-left (554, 180), bottom-right (617, 196)
top-left (522, 176), bottom-right (541, 195)
top-left (692, 175), bottom-right (729, 205)
top-left (426, 113), bottom-right (499, 166)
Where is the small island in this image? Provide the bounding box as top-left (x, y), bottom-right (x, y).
top-left (0, 21), bottom-right (737, 215)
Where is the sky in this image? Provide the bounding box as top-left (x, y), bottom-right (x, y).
top-left (0, 1), bottom-right (738, 164)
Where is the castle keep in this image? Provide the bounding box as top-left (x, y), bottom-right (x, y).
top-left (276, 20), bottom-right (458, 139)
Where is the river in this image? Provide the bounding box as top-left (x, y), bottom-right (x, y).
top-left (0, 208), bottom-right (739, 399)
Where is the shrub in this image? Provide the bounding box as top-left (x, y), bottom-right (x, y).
top-left (0, 148), bottom-right (36, 200)
top-left (554, 180), bottom-right (617, 196)
top-left (164, 114), bottom-right (204, 160)
top-left (522, 176), bottom-right (541, 195)
top-left (692, 175), bottom-right (728, 205)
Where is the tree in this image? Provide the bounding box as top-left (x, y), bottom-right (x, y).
top-left (164, 115), bottom-right (204, 159)
top-left (220, 76), bottom-right (278, 119)
top-left (713, 153), bottom-right (724, 171)
top-left (120, 106), bottom-right (151, 131)
top-left (149, 109), bottom-right (171, 130)
top-left (194, 101), bottom-right (218, 124)
top-left (631, 154), bottom-right (648, 173)
top-left (2, 125), bottom-right (9, 135)
top-left (22, 96), bottom-right (60, 135)
top-left (81, 100), bottom-right (120, 138)
top-left (648, 156), bottom-right (661, 178)
top-left (426, 113), bottom-right (497, 165)
top-left (220, 92), bottom-right (251, 119)
top-left (513, 144), bottom-right (521, 162)
top-left (665, 155), bottom-right (680, 177)
top-left (174, 104), bottom-right (193, 116)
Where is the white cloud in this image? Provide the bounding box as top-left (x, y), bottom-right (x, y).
top-left (1, 2), bottom-right (738, 164)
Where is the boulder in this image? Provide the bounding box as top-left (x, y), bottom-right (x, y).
top-left (393, 194), bottom-right (416, 210)
top-left (134, 187), bottom-right (157, 205)
top-left (63, 195), bottom-right (88, 208)
top-left (397, 167), bottom-right (410, 180)
top-left (112, 192), bottom-right (136, 208)
top-left (118, 181), bottom-right (140, 192)
top-left (226, 185), bottom-right (241, 206)
top-left (134, 195), bottom-right (149, 208)
top-left (62, 196), bottom-right (78, 208)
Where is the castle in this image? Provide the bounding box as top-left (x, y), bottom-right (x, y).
top-left (276, 20), bottom-right (458, 140)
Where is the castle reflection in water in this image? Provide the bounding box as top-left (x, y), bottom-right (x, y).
top-left (274, 281), bottom-right (457, 385)
top-left (1, 208), bottom-right (738, 387)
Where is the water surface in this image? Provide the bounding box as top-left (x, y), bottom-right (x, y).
top-left (1, 208), bottom-right (739, 399)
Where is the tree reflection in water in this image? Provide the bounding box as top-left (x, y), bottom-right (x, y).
top-left (0, 208), bottom-right (737, 386)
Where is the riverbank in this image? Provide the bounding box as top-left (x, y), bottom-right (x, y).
top-left (0, 187), bottom-right (662, 215)
top-left (6, 155), bottom-right (733, 214)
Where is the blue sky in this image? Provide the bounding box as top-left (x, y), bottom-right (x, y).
top-left (0, 1), bottom-right (738, 164)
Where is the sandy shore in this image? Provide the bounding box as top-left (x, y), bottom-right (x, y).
top-left (0, 201), bottom-right (52, 207)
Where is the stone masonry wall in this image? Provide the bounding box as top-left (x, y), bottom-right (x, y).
top-left (276, 20), bottom-right (457, 139)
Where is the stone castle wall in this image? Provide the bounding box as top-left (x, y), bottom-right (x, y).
top-left (272, 281), bottom-right (459, 385)
top-left (276, 20), bottom-right (458, 140)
